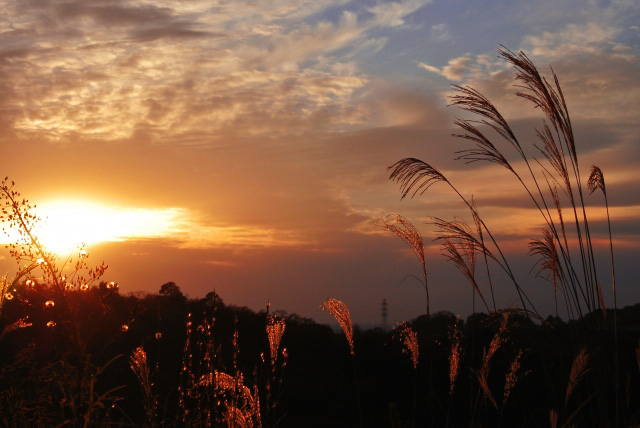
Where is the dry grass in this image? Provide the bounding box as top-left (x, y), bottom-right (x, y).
top-left (386, 46), bottom-right (629, 424)
top-left (503, 349), bottom-right (523, 406)
top-left (388, 47), bottom-right (616, 322)
top-left (394, 322), bottom-right (419, 370)
top-left (448, 321), bottom-right (463, 396)
top-left (266, 315), bottom-right (286, 364)
top-left (0, 316), bottom-right (32, 342)
top-left (320, 298), bottom-right (354, 355)
top-left (477, 314), bottom-right (509, 410)
top-left (130, 346), bottom-right (156, 427)
top-left (379, 214), bottom-right (430, 316)
top-left (565, 347), bottom-right (589, 406)
top-left (433, 217), bottom-right (491, 312)
top-left (388, 158), bottom-right (448, 200)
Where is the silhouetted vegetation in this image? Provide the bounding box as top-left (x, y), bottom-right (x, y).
top-left (1, 285), bottom-right (639, 427)
top-left (382, 47), bottom-right (639, 427)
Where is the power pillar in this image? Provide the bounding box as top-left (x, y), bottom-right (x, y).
top-left (381, 298), bottom-right (389, 331)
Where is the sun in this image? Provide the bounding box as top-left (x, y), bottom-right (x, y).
top-left (14, 199), bottom-right (185, 255)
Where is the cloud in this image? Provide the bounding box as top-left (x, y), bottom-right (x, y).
top-left (417, 61), bottom-right (440, 74)
top-left (130, 24), bottom-right (219, 42)
top-left (368, 83), bottom-right (450, 126)
top-left (424, 24), bottom-right (640, 130)
top-left (440, 56), bottom-right (474, 81)
top-left (241, 11), bottom-right (368, 71)
top-left (417, 54), bottom-right (503, 82)
top-left (3, 43), bottom-right (371, 143)
top-left (53, 3), bottom-right (176, 27)
top-left (172, 220), bottom-right (312, 250)
top-left (522, 22), bottom-right (620, 58)
top-left (4, 0), bottom-right (440, 143)
top-left (367, 0), bottom-right (431, 28)
top-left (429, 23), bottom-right (451, 42)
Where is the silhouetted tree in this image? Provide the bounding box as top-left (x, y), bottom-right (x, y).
top-left (159, 281), bottom-right (184, 299)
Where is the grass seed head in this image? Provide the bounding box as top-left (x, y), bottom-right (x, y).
top-left (225, 405), bottom-right (252, 428)
top-left (587, 165), bottom-right (606, 196)
top-left (477, 314), bottom-right (509, 409)
top-left (379, 214), bottom-right (426, 275)
top-left (503, 349), bottom-right (524, 405)
top-left (266, 315), bottom-right (286, 363)
top-left (448, 321), bottom-right (463, 395)
top-left (320, 298), bottom-right (354, 355)
top-left (566, 347), bottom-right (589, 405)
top-left (394, 322), bottom-right (419, 369)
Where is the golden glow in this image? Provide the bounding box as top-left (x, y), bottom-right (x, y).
top-left (2, 199), bottom-right (186, 255)
top-left (0, 198), bottom-right (309, 254)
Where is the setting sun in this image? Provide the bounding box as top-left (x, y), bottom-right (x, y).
top-left (2, 200), bottom-right (186, 255)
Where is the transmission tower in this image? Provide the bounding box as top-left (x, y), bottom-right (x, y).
top-left (381, 298), bottom-right (389, 331)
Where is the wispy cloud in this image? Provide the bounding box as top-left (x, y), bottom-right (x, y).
top-left (367, 0), bottom-right (431, 28)
top-left (417, 61), bottom-right (440, 74)
top-left (1, 0), bottom-right (434, 144)
top-left (522, 22), bottom-right (620, 58)
top-left (417, 54), bottom-right (503, 81)
top-left (429, 23), bottom-right (451, 42)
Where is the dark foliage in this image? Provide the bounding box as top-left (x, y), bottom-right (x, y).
top-left (1, 283), bottom-right (639, 427)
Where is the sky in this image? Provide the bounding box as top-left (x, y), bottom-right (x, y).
top-left (1, 0), bottom-right (639, 326)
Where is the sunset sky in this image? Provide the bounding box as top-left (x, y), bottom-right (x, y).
top-left (1, 0), bottom-right (639, 325)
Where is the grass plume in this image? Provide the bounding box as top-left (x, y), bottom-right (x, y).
top-left (320, 298), bottom-right (354, 355)
top-left (503, 349), bottom-right (524, 406)
top-left (320, 298), bottom-right (362, 427)
top-left (130, 346), bottom-right (156, 427)
top-left (388, 158), bottom-right (448, 200)
top-left (266, 315), bottom-right (286, 364)
top-left (565, 347), bottom-right (589, 406)
top-left (379, 214), bottom-right (429, 316)
top-left (395, 322), bottom-right (419, 370)
top-left (476, 314), bottom-right (510, 410)
top-left (433, 217), bottom-right (492, 312)
top-left (448, 321), bottom-right (463, 396)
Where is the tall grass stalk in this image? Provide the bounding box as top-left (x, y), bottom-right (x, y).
top-left (265, 313), bottom-right (286, 426)
top-left (388, 46), bottom-right (621, 424)
top-left (379, 214), bottom-right (437, 425)
top-left (588, 165), bottom-right (619, 425)
top-left (379, 214), bottom-right (429, 317)
top-left (389, 158), bottom-right (539, 319)
top-left (130, 346), bottom-right (157, 427)
top-left (394, 322), bottom-right (419, 428)
top-left (445, 320), bottom-right (462, 428)
top-left (320, 298), bottom-right (362, 428)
